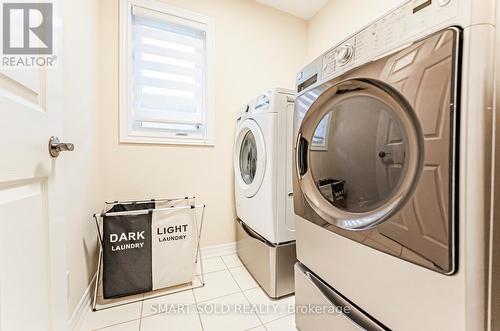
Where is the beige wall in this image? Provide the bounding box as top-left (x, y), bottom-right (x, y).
top-left (307, 0), bottom-right (405, 60)
top-left (99, 0), bottom-right (308, 248)
top-left (62, 0), bottom-right (102, 315)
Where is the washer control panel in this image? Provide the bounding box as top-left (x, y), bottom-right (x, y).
top-left (321, 0), bottom-right (457, 79)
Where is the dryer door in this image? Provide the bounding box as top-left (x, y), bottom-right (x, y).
top-left (235, 119), bottom-right (266, 198)
top-left (297, 79), bottom-right (424, 230)
top-left (294, 27), bottom-right (460, 274)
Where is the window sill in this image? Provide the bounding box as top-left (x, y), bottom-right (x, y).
top-left (120, 135), bottom-right (215, 147)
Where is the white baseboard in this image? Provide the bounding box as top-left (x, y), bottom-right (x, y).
top-left (68, 242), bottom-right (236, 329)
top-left (68, 273), bottom-right (96, 331)
top-left (201, 242), bottom-right (236, 258)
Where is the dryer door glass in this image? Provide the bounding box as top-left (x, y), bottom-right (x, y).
top-left (296, 79), bottom-right (423, 231)
top-left (310, 95), bottom-right (407, 213)
top-left (240, 130), bottom-right (257, 185)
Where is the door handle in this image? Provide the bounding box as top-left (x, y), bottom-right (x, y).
top-left (49, 136), bottom-right (74, 158)
top-left (378, 150), bottom-right (395, 165)
top-left (297, 135), bottom-right (308, 177)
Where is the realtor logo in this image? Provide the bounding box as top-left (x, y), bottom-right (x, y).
top-left (3, 3), bottom-right (53, 54)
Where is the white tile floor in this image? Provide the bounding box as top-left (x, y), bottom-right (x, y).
top-left (80, 254), bottom-right (297, 331)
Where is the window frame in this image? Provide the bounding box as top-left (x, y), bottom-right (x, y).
top-left (311, 113), bottom-right (330, 151)
top-left (119, 0), bottom-right (215, 146)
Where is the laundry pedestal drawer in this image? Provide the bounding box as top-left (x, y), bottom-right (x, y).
top-left (295, 263), bottom-right (387, 331)
top-left (236, 219), bottom-right (295, 298)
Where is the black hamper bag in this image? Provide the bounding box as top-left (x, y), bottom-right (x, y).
top-left (103, 203), bottom-right (154, 298)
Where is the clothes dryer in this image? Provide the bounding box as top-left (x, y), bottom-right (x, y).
top-left (293, 0), bottom-right (498, 329)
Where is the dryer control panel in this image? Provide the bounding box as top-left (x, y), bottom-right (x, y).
top-left (322, 37), bottom-right (355, 77)
top-left (320, 0), bottom-right (458, 80)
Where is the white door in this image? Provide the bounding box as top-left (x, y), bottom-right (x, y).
top-left (0, 2), bottom-right (68, 330)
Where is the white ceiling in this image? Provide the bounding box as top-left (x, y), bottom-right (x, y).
top-left (255, 0), bottom-right (330, 20)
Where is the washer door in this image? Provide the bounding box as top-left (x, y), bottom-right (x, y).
top-left (235, 119), bottom-right (266, 198)
top-left (297, 78), bottom-right (424, 230)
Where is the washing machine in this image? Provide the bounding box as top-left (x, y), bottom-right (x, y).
top-left (234, 88), bottom-right (297, 298)
top-left (293, 0), bottom-right (498, 330)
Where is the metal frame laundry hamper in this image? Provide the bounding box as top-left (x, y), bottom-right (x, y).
top-left (91, 197), bottom-right (206, 311)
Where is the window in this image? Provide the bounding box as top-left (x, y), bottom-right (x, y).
top-left (120, 0), bottom-right (215, 145)
top-left (311, 113), bottom-right (330, 150)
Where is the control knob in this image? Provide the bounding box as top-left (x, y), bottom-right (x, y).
top-left (335, 44), bottom-right (353, 66)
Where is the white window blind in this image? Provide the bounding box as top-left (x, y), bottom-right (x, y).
top-left (311, 113), bottom-right (330, 150)
top-left (130, 5), bottom-right (209, 139)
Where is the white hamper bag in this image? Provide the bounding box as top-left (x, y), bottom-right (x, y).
top-left (151, 206), bottom-right (196, 289)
